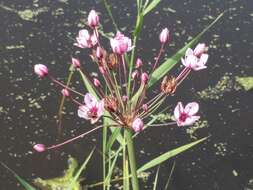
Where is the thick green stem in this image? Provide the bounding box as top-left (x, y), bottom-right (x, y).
top-left (125, 129), bottom-right (139, 190)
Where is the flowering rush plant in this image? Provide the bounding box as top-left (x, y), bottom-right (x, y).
top-left (31, 4), bottom-right (223, 190)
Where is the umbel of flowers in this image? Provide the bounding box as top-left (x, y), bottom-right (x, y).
top-left (33, 9), bottom-right (208, 152)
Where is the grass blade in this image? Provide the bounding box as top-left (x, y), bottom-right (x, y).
top-left (78, 69), bottom-right (98, 98)
top-left (143, 0), bottom-right (161, 15)
top-left (153, 165), bottom-right (160, 190)
top-left (164, 161), bottom-right (176, 190)
top-left (148, 12), bottom-right (225, 88)
top-left (137, 137), bottom-right (208, 173)
top-left (0, 162), bottom-right (37, 190)
top-left (68, 148), bottom-right (95, 190)
top-left (106, 128), bottom-right (122, 152)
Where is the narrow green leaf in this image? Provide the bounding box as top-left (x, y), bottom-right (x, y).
top-left (143, 0), bottom-right (161, 15)
top-left (164, 161), bottom-right (176, 190)
top-left (0, 162), bottom-right (37, 190)
top-left (106, 128), bottom-right (122, 152)
top-left (78, 69), bottom-right (98, 98)
top-left (137, 137), bottom-right (208, 173)
top-left (68, 148), bottom-right (95, 190)
top-left (134, 12), bottom-right (144, 36)
top-left (148, 12), bottom-right (225, 88)
top-left (153, 165), bottom-right (160, 190)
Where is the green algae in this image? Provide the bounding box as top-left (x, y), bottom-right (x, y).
top-left (0, 4), bottom-right (48, 22)
top-left (197, 74), bottom-right (233, 100)
top-left (186, 120), bottom-right (209, 140)
top-left (6, 45), bottom-right (25, 50)
top-left (151, 113), bottom-right (174, 122)
top-left (34, 157), bottom-right (84, 190)
top-left (235, 76), bottom-right (253, 91)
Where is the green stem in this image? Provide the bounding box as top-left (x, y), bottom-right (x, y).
top-left (102, 125), bottom-right (107, 190)
top-left (125, 129), bottom-right (139, 190)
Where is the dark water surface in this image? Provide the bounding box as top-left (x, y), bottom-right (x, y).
top-left (0, 0), bottom-right (253, 189)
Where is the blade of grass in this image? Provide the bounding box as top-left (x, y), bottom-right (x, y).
top-left (164, 161), bottom-right (176, 190)
top-left (106, 128), bottom-right (121, 152)
top-left (78, 69), bottom-right (98, 98)
top-left (143, 0), bottom-right (161, 15)
top-left (138, 136), bottom-right (208, 173)
top-left (102, 0), bottom-right (119, 31)
top-left (0, 162), bottom-right (37, 190)
top-left (68, 148), bottom-right (95, 190)
top-left (148, 12), bottom-right (225, 88)
top-left (153, 165), bottom-right (160, 190)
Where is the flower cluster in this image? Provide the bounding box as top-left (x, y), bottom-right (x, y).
top-left (33, 9), bottom-right (209, 151)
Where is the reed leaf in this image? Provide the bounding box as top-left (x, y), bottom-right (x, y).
top-left (143, 0), bottom-right (161, 15)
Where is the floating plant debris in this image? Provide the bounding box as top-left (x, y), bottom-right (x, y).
top-left (34, 157), bottom-right (83, 190)
top-left (186, 120), bottom-right (209, 140)
top-left (235, 76), bottom-right (253, 91)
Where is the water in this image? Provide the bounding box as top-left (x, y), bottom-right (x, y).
top-left (0, 0), bottom-right (252, 189)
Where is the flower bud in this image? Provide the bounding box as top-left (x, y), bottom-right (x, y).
top-left (132, 118), bottom-right (144, 132)
top-left (33, 144), bottom-right (46, 152)
top-left (61, 88), bottom-right (70, 97)
top-left (135, 58), bottom-right (143, 68)
top-left (72, 58), bottom-right (80, 68)
top-left (93, 78), bottom-right (101, 87)
top-left (99, 66), bottom-right (105, 74)
top-left (142, 104), bottom-right (148, 112)
top-left (96, 46), bottom-right (103, 59)
top-left (122, 95), bottom-right (128, 102)
top-left (141, 72), bottom-right (149, 84)
top-left (88, 10), bottom-right (99, 28)
top-left (131, 70), bottom-right (139, 79)
top-left (34, 64), bottom-right (48, 78)
top-left (159, 28), bottom-right (169, 44)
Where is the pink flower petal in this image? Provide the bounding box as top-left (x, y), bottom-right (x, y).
top-left (183, 115), bottom-right (200, 126)
top-left (174, 102), bottom-right (183, 120)
top-left (184, 102), bottom-right (199, 116)
top-left (78, 105), bottom-right (89, 119)
top-left (84, 93), bottom-right (97, 106)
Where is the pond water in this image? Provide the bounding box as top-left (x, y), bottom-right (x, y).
top-left (0, 0), bottom-right (253, 189)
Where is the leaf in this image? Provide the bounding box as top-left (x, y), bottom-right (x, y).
top-left (143, 0), bottom-right (161, 15)
top-left (106, 127), bottom-right (122, 152)
top-left (134, 12), bottom-right (144, 36)
top-left (78, 69), bottom-right (98, 98)
top-left (137, 137), bottom-right (208, 173)
top-left (0, 162), bottom-right (37, 190)
top-left (68, 148), bottom-right (95, 190)
top-left (148, 12), bottom-right (225, 88)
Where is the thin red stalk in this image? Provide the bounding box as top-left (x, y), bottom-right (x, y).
top-left (152, 43), bottom-right (165, 71)
top-left (47, 125), bottom-right (103, 150)
top-left (48, 75), bottom-right (85, 97)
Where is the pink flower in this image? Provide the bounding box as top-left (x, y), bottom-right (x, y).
top-left (110, 31), bottom-right (133, 54)
top-left (34, 64), bottom-right (48, 78)
top-left (74, 29), bottom-right (97, 48)
top-left (174, 102), bottom-right (200, 126)
top-left (72, 58), bottom-right (80, 68)
top-left (88, 10), bottom-right (99, 28)
top-left (132, 118), bottom-right (144, 132)
top-left (96, 46), bottom-right (103, 59)
top-left (159, 28), bottom-right (169, 44)
top-left (33, 144), bottom-right (46, 152)
top-left (78, 93), bottom-right (104, 124)
top-left (135, 58), bottom-right (143, 68)
top-left (181, 44), bottom-right (209, 71)
top-left (142, 104), bottom-right (148, 112)
top-left (141, 72), bottom-right (149, 84)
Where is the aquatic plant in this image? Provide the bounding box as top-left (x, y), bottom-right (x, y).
top-left (2, 1), bottom-right (224, 189)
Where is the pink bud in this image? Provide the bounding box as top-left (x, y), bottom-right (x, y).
top-left (61, 88), bottom-right (70, 97)
top-left (99, 66), bottom-right (105, 74)
top-left (33, 144), bottom-right (46, 152)
top-left (88, 10), bottom-right (99, 28)
top-left (72, 58), bottom-right (80, 68)
top-left (135, 58), bottom-right (143, 68)
top-left (132, 118), bottom-right (144, 132)
top-left (141, 72), bottom-right (149, 84)
top-left (159, 28), bottom-right (169, 44)
top-left (142, 104), bottom-right (148, 112)
top-left (131, 70), bottom-right (139, 79)
top-left (34, 64), bottom-right (48, 78)
top-left (122, 95), bottom-right (128, 102)
top-left (93, 78), bottom-right (101, 87)
top-left (96, 46), bottom-right (103, 59)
